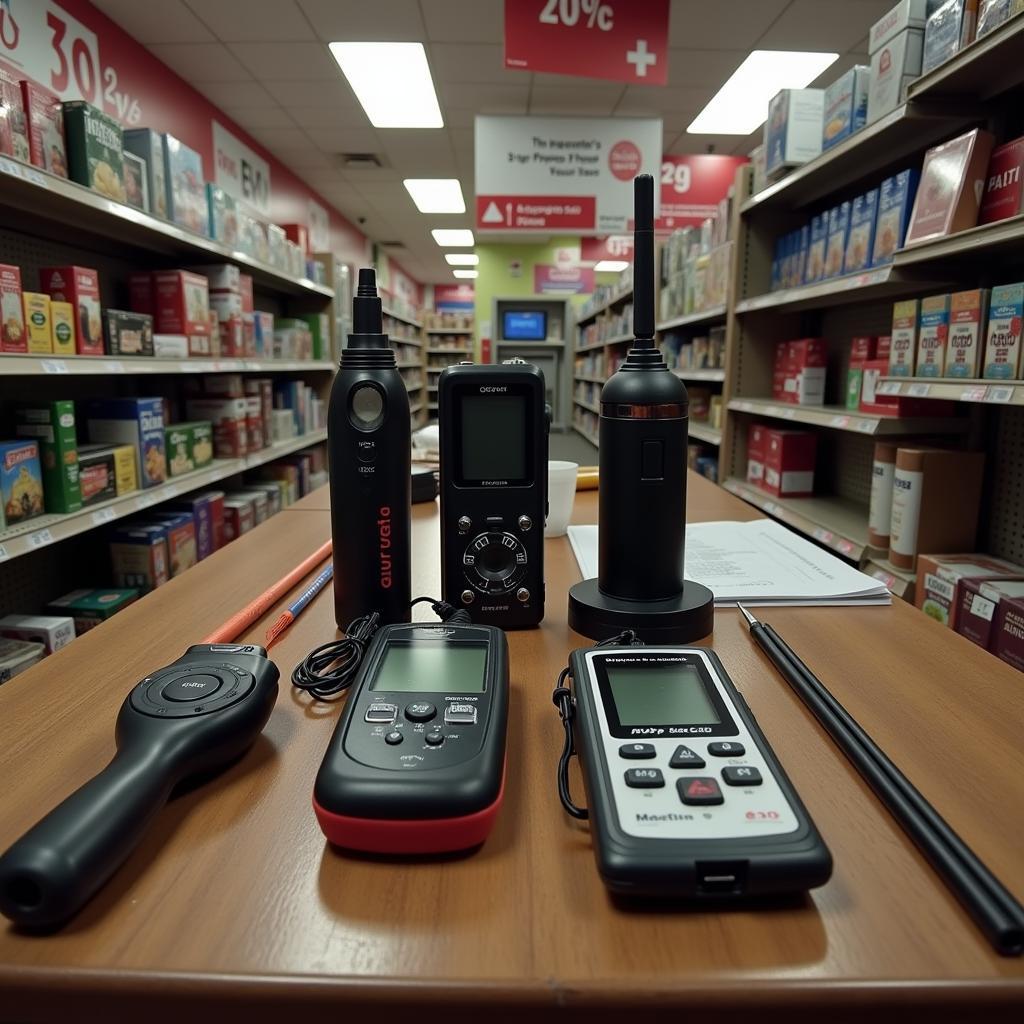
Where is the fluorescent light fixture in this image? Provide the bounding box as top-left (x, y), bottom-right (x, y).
top-left (452, 269), bottom-right (478, 279)
top-left (688, 50), bottom-right (838, 135)
top-left (594, 260), bottom-right (630, 273)
top-left (432, 228), bottom-right (475, 247)
top-left (328, 42), bottom-right (443, 128)
top-left (404, 178), bottom-right (465, 214)
top-left (445, 253), bottom-right (479, 266)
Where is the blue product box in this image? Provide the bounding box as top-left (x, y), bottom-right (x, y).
top-left (805, 214), bottom-right (827, 283)
top-left (983, 282), bottom-right (1024, 379)
top-left (844, 189), bottom-right (879, 274)
top-left (163, 133), bottom-right (208, 237)
top-left (169, 493), bottom-right (217, 561)
top-left (822, 66), bottom-right (870, 151)
top-left (871, 169), bottom-right (920, 266)
top-left (206, 184), bottom-right (238, 247)
top-left (84, 397), bottom-right (166, 489)
top-left (771, 236), bottom-right (783, 291)
top-left (797, 223), bottom-right (811, 286)
top-left (824, 202), bottom-right (851, 278)
top-left (779, 232), bottom-right (793, 289)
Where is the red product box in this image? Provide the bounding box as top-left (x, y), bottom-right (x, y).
top-left (129, 272), bottom-right (154, 315)
top-left (218, 314), bottom-right (245, 357)
top-left (222, 497), bottom-right (254, 544)
top-left (993, 595), bottom-right (1024, 672)
top-left (245, 395), bottom-right (265, 451)
top-left (850, 336), bottom-right (879, 361)
top-left (979, 137), bottom-right (1024, 225)
top-left (0, 263), bottom-right (26, 353)
top-left (281, 224), bottom-right (309, 253)
top-left (747, 422), bottom-right (768, 487)
top-left (39, 265), bottom-right (102, 355)
top-left (788, 338), bottom-right (827, 368)
top-left (191, 489), bottom-right (225, 551)
top-left (763, 429), bottom-right (816, 497)
top-left (245, 378), bottom-right (273, 443)
top-left (0, 68), bottom-right (28, 162)
top-left (239, 274), bottom-right (255, 355)
top-left (877, 334), bottom-right (892, 358)
top-left (20, 81), bottom-right (67, 177)
top-left (184, 397), bottom-right (248, 458)
top-left (153, 271), bottom-right (211, 355)
top-left (956, 578), bottom-right (1024, 651)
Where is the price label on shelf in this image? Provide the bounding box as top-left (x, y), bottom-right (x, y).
top-left (813, 527), bottom-right (834, 544)
top-left (783, 408), bottom-right (796, 419)
top-left (27, 528), bottom-right (55, 549)
top-left (40, 359), bottom-right (68, 374)
top-left (104, 360), bottom-right (125, 373)
top-left (960, 386), bottom-right (987, 402)
top-left (829, 415), bottom-right (850, 428)
top-left (0, 544), bottom-right (9, 563)
top-left (0, 157), bottom-right (46, 187)
top-left (837, 539), bottom-right (856, 556)
top-left (908, 382), bottom-right (930, 397)
top-left (91, 507), bottom-right (117, 525)
top-left (181, 362), bottom-right (204, 372)
top-left (985, 385), bottom-right (1014, 403)
top-left (871, 569), bottom-right (896, 590)
top-left (856, 419), bottom-right (878, 433)
top-left (876, 381), bottom-right (900, 396)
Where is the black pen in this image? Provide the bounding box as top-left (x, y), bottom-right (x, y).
top-left (736, 603), bottom-right (1024, 957)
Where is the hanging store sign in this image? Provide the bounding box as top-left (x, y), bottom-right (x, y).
top-left (534, 264), bottom-right (595, 294)
top-left (656, 154), bottom-right (748, 230)
top-left (212, 121), bottom-right (272, 216)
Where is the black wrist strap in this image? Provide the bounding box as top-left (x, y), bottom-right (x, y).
top-left (552, 667), bottom-right (588, 820)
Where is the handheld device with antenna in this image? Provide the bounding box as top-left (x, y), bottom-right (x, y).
top-left (568, 174), bottom-right (714, 641)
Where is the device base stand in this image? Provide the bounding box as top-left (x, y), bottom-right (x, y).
top-left (568, 578), bottom-right (715, 643)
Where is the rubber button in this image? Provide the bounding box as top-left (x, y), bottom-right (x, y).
top-left (425, 731), bottom-right (444, 746)
top-left (385, 731), bottom-right (403, 746)
top-left (162, 673), bottom-right (221, 702)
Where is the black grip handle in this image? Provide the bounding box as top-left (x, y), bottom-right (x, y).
top-left (0, 748), bottom-right (174, 928)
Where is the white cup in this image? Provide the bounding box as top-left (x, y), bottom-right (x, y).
top-left (545, 461), bottom-right (579, 537)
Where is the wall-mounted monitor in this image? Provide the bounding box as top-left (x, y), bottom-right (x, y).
top-left (502, 310), bottom-right (547, 341)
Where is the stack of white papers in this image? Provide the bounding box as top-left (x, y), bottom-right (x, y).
top-left (567, 519), bottom-right (890, 607)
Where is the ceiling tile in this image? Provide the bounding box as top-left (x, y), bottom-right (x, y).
top-left (530, 71), bottom-right (623, 87)
top-left (265, 147), bottom-right (337, 171)
top-left (225, 106), bottom-right (298, 130)
top-left (92, 0), bottom-right (214, 43)
top-left (422, 0), bottom-right (504, 42)
top-left (440, 83), bottom-right (530, 112)
top-left (614, 85), bottom-right (711, 118)
top-left (379, 132), bottom-right (457, 175)
top-left (667, 131), bottom-right (754, 156)
top-left (428, 44), bottom-right (523, 84)
top-left (755, 0), bottom-right (893, 53)
top-left (148, 42), bottom-right (253, 82)
top-left (528, 85), bottom-right (625, 117)
top-left (192, 81), bottom-right (280, 110)
top-left (298, 0), bottom-right (426, 41)
top-left (263, 79), bottom-right (359, 108)
top-left (244, 126), bottom-right (314, 150)
top-left (284, 106), bottom-right (374, 130)
top-left (229, 41), bottom-right (340, 80)
top-left (184, 0), bottom-right (316, 41)
top-left (304, 126), bottom-right (383, 154)
top-left (664, 49), bottom-right (747, 90)
top-left (668, 0), bottom-right (790, 49)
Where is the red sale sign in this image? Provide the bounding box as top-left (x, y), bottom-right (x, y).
top-left (534, 264), bottom-right (596, 294)
top-left (581, 235), bottom-right (633, 263)
top-left (656, 154), bottom-right (748, 230)
top-left (477, 195), bottom-right (596, 231)
top-left (505, 0), bottom-right (669, 86)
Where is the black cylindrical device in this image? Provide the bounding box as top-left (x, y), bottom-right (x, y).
top-left (328, 268), bottom-right (411, 627)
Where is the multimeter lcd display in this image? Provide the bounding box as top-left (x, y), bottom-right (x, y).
top-left (460, 395), bottom-right (527, 481)
top-left (369, 642), bottom-right (488, 693)
top-left (605, 664), bottom-right (720, 726)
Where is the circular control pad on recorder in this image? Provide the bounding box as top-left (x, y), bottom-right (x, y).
top-left (462, 531), bottom-right (528, 596)
top-left (129, 663), bottom-right (256, 719)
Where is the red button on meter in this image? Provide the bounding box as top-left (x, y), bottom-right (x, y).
top-left (678, 777), bottom-right (724, 806)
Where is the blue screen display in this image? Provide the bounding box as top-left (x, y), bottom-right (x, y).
top-left (503, 311), bottom-right (546, 340)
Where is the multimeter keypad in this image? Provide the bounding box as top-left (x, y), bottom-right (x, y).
top-left (619, 743), bottom-right (656, 759)
top-left (625, 768), bottom-right (665, 788)
top-left (365, 703), bottom-right (398, 724)
top-left (405, 702), bottom-right (437, 722)
top-left (678, 777), bottom-right (724, 806)
top-left (722, 766), bottom-right (762, 786)
top-left (668, 745), bottom-right (706, 769)
top-left (708, 741), bottom-right (745, 757)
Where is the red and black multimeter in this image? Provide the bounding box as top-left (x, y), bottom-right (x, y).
top-left (313, 622), bottom-right (509, 853)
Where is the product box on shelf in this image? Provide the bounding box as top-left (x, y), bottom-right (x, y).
top-left (246, 379), bottom-right (273, 439)
top-left (848, 336), bottom-right (881, 410)
top-left (170, 490), bottom-right (223, 560)
top-left (747, 423), bottom-right (768, 486)
top-left (110, 522), bottom-right (170, 593)
top-left (872, 170), bottom-right (920, 265)
top-left (775, 338), bottom-right (827, 405)
top-left (824, 202), bottom-right (851, 278)
top-left (844, 189), bottom-right (879, 274)
top-left (206, 185), bottom-right (239, 246)
top-left (983, 282), bottom-right (1024, 378)
top-left (0, 441), bottom-right (44, 525)
top-left (104, 309), bottom-right (154, 357)
top-left (77, 443), bottom-right (137, 504)
top-left (122, 151), bottom-right (149, 212)
top-left (980, 136), bottom-right (1024, 225)
top-left (889, 448), bottom-right (985, 570)
top-left (868, 14), bottom-right (925, 124)
top-left (246, 481), bottom-right (282, 517)
top-left (868, 441), bottom-right (898, 548)
top-left (254, 311), bottom-right (274, 357)
top-left (956, 577), bottom-right (1024, 650)
top-left (230, 488), bottom-right (270, 526)
top-left (0, 69), bottom-right (30, 162)
top-left (47, 588), bottom-right (138, 633)
top-left (40, 265), bottom-right (102, 356)
top-left (915, 552), bottom-right (1024, 627)
top-left (993, 592), bottom-right (1024, 671)
top-left (0, 638), bottom-right (45, 681)
top-left (763, 429), bottom-right (816, 497)
top-left (765, 88), bottom-right (824, 178)
top-left (244, 397), bottom-right (265, 451)
top-left (822, 65), bottom-right (870, 151)
top-left (153, 334), bottom-right (189, 358)
top-left (185, 398), bottom-right (248, 458)
top-left (869, 0), bottom-right (932, 52)
top-left (916, 294), bottom-right (952, 377)
top-left (977, 0), bottom-right (1013, 37)
top-left (267, 223), bottom-right (287, 270)
top-left (20, 81), bottom-right (66, 176)
top-left (63, 101), bottom-right (124, 202)
top-left (889, 298), bottom-right (919, 375)
top-left (85, 397), bottom-right (166, 489)
top-left (14, 401), bottom-right (81, 514)
top-left (222, 496), bottom-right (255, 542)
top-left (150, 271), bottom-right (212, 356)
top-left (163, 133), bottom-right (207, 235)
top-left (944, 289), bottom-right (990, 377)
top-left (0, 615), bottom-right (74, 655)
top-left (165, 421), bottom-right (214, 477)
top-left (282, 223), bottom-right (309, 253)
top-left (123, 129), bottom-right (168, 220)
top-left (802, 215), bottom-right (826, 284)
top-left (50, 301), bottom-right (75, 356)
top-left (144, 512), bottom-right (197, 576)
top-left (1, 263), bottom-right (26, 353)
top-left (906, 129), bottom-right (995, 245)
top-left (23, 292), bottom-right (51, 354)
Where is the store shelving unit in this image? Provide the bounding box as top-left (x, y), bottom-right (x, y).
top-left (421, 318), bottom-right (476, 423)
top-left (877, 377), bottom-right (1024, 405)
top-left (656, 305), bottom-right (727, 331)
top-left (381, 305), bottom-right (426, 430)
top-left (726, 398), bottom-right (971, 436)
top-left (0, 355), bottom-right (335, 376)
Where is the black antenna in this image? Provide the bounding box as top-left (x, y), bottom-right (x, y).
top-left (632, 173), bottom-right (655, 346)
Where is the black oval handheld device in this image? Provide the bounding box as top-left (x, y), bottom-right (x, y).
top-left (328, 268), bottom-right (411, 627)
top-left (0, 644), bottom-right (279, 928)
top-left (564, 645), bottom-right (832, 898)
top-left (314, 622), bottom-right (509, 854)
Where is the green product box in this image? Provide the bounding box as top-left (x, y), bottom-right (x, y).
top-left (165, 420), bottom-right (214, 478)
top-left (62, 101), bottom-right (125, 203)
top-left (14, 400), bottom-right (82, 514)
top-left (846, 367), bottom-right (864, 410)
top-left (46, 588), bottom-right (139, 634)
top-left (301, 313), bottom-right (330, 360)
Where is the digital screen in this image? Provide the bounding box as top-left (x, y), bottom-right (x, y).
top-left (606, 664), bottom-right (720, 726)
top-left (370, 642), bottom-right (487, 693)
top-left (503, 311), bottom-right (547, 340)
top-left (460, 394), bottom-right (527, 481)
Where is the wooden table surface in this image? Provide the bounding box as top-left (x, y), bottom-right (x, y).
top-left (1, 474), bottom-right (1022, 1021)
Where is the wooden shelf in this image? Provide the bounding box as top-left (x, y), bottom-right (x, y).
top-left (573, 397), bottom-right (600, 414)
top-left (674, 368), bottom-right (725, 382)
top-left (410, 402), bottom-right (424, 415)
top-left (689, 422), bottom-right (721, 445)
top-left (0, 355), bottom-right (334, 376)
top-left (424, 327), bottom-right (473, 334)
top-left (727, 397), bottom-right (971, 435)
top-left (425, 347), bottom-right (472, 354)
top-left (877, 376), bottom-right (1023, 405)
top-left (575, 333), bottom-right (631, 353)
top-left (736, 266), bottom-right (930, 314)
top-left (0, 430), bottom-right (327, 565)
top-left (656, 305), bottom-right (727, 331)
top-left (863, 553), bottom-right (918, 601)
top-left (381, 306), bottom-right (422, 329)
top-left (893, 213), bottom-right (1024, 269)
top-left (575, 286), bottom-right (633, 325)
top-left (574, 374), bottom-right (605, 385)
top-left (572, 423), bottom-right (600, 447)
top-left (0, 157), bottom-right (332, 299)
top-left (722, 478), bottom-right (869, 561)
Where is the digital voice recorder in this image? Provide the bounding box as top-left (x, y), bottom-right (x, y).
top-left (0, 644), bottom-right (279, 927)
top-left (328, 267), bottom-right (411, 628)
top-left (562, 646), bottom-right (831, 898)
top-left (438, 362), bottom-right (548, 628)
top-left (314, 622), bottom-right (509, 853)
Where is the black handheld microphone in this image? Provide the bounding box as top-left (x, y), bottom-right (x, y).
top-left (568, 174), bottom-right (714, 642)
top-left (328, 268), bottom-right (411, 627)
top-left (0, 644), bottom-right (278, 928)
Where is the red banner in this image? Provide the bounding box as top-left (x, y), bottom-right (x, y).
top-left (656, 154), bottom-right (748, 231)
top-left (581, 235), bottom-right (634, 263)
top-left (477, 194), bottom-right (596, 230)
top-left (505, 0), bottom-right (669, 86)
top-left (533, 264), bottom-right (596, 294)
